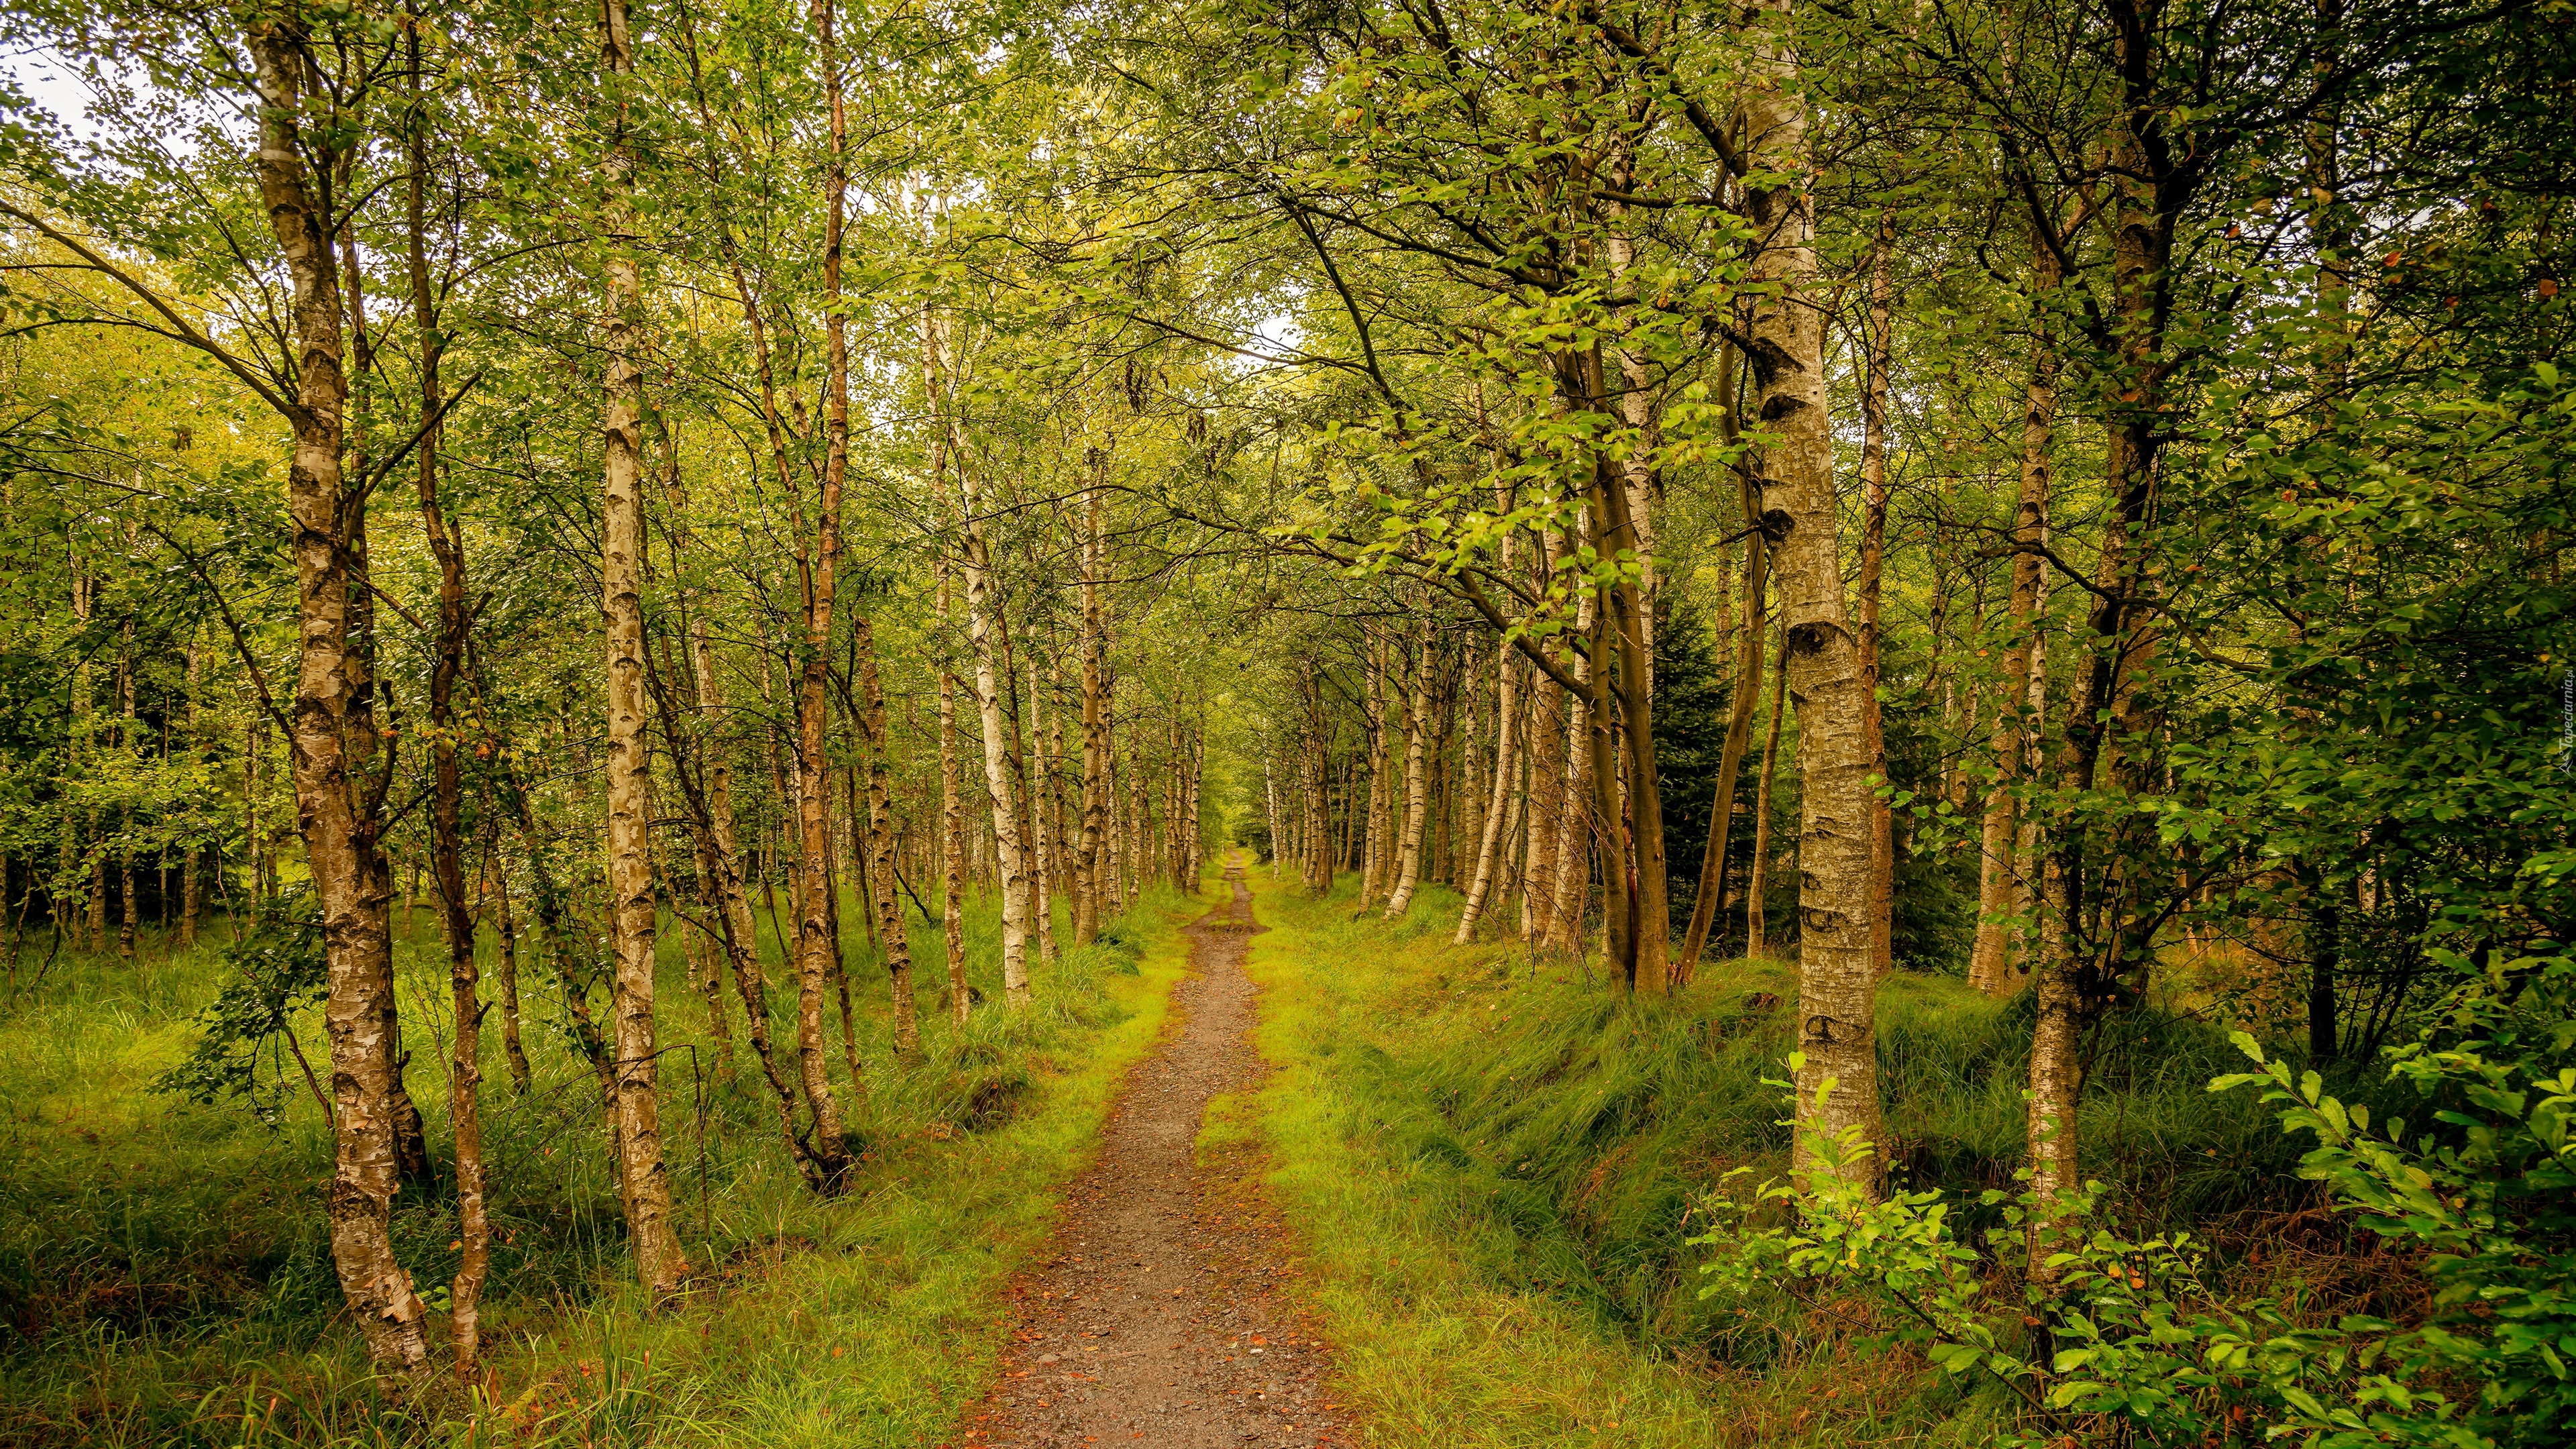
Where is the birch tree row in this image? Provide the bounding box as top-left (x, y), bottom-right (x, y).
top-left (0, 0), bottom-right (2561, 1380)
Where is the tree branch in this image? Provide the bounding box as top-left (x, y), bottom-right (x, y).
top-left (136, 521), bottom-right (292, 739)
top-left (0, 201), bottom-right (298, 421)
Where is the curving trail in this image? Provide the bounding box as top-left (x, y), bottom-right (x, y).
top-left (959, 857), bottom-right (1348, 1449)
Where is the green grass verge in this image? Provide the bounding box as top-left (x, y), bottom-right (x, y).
top-left (0, 880), bottom-right (1215, 1447)
top-left (1231, 866), bottom-right (2324, 1448)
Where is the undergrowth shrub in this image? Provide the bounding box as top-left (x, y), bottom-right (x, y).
top-left (1692, 947), bottom-right (2575, 1449)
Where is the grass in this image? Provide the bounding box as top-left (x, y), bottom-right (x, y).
top-left (0, 875), bottom-right (1217, 1447)
top-left (1228, 864), bottom-right (2350, 1448)
top-left (1, 854), bottom-right (2392, 1448)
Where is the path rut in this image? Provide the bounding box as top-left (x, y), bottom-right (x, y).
top-left (959, 857), bottom-right (1346, 1449)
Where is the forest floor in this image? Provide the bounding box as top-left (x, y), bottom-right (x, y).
top-left (0, 859), bottom-right (2322, 1448)
top-left (0, 884), bottom-right (1213, 1448)
top-left (1184, 866), bottom-right (2339, 1448)
top-left (961, 855), bottom-right (1348, 1449)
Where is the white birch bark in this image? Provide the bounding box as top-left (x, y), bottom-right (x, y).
top-left (1743, 0), bottom-right (1884, 1184)
top-left (1454, 639), bottom-right (1522, 943)
top-left (1384, 619), bottom-right (1433, 918)
top-left (596, 0), bottom-right (685, 1277)
top-left (961, 499), bottom-right (1032, 1006)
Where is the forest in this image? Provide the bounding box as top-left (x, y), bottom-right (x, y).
top-left (0, 0), bottom-right (2567, 1444)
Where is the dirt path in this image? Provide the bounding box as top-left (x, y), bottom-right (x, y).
top-left (959, 857), bottom-right (1346, 1449)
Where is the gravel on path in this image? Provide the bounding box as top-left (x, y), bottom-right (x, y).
top-left (955, 857), bottom-right (1349, 1449)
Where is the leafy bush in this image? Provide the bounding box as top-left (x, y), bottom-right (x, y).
top-left (1693, 948), bottom-right (2576, 1448)
top-left (152, 888), bottom-right (329, 1127)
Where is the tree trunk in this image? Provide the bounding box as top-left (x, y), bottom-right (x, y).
top-left (115, 636), bottom-right (135, 960)
top-left (678, 608), bottom-right (809, 1164)
top-left (1263, 754), bottom-right (1283, 876)
top-left (2299, 0), bottom-right (2351, 1061)
top-left (492, 859), bottom-right (533, 1092)
top-left (1183, 721), bottom-right (1205, 889)
top-left (1125, 738), bottom-right (1148, 910)
top-left (1028, 655), bottom-right (1059, 963)
top-left (2027, 517), bottom-right (2111, 1238)
top-left (2013, 620), bottom-right (2050, 961)
top-left (943, 348), bottom-right (1033, 1008)
top-left (1970, 230), bottom-right (2061, 997)
top-left (1166, 712), bottom-right (1184, 890)
top-left (1451, 651), bottom-right (1481, 889)
top-left (1595, 415), bottom-right (1669, 991)
top-left (678, 832), bottom-right (733, 1071)
top-left (1102, 750), bottom-right (1119, 903)
top-left (1603, 170), bottom-right (1661, 698)
top-left (852, 609), bottom-right (922, 1061)
top-left (2027, 901), bottom-right (2084, 1250)
top-left (855, 773), bottom-right (888, 955)
top-left (1497, 716), bottom-right (1528, 914)
top-left (405, 70), bottom-right (491, 1366)
top-left (1856, 215), bottom-right (1896, 979)
top-left (1050, 668), bottom-right (1077, 906)
top-left (826, 835), bottom-right (858, 1093)
top-left (180, 637), bottom-right (199, 947)
top-left (345, 46), bottom-right (435, 1242)
top-left (1432, 660), bottom-right (1457, 885)
top-left (1746, 621), bottom-right (1789, 957)
top-left (1301, 665), bottom-right (1332, 892)
top-left (1159, 708), bottom-right (1178, 890)
top-left (246, 16), bottom-right (429, 1369)
top-left (1075, 453), bottom-right (1111, 941)
top-left (1678, 397), bottom-right (1765, 977)
top-left (1543, 588), bottom-right (1594, 953)
top-left (496, 736), bottom-right (616, 1122)
top-left (677, 7), bottom-right (823, 1147)
top-left (2031, 86), bottom-right (2178, 1244)
top-left (999, 605), bottom-right (1044, 948)
top-left (1313, 712), bottom-right (1334, 888)
top-left (1383, 619), bottom-right (1432, 918)
top-left (938, 560), bottom-right (971, 1024)
top-left (1741, 0), bottom-right (1885, 1183)
top-left (241, 709), bottom-right (260, 915)
top-left (1340, 745), bottom-right (1353, 873)
top-left (1358, 635), bottom-right (1390, 906)
top-left (784, 0), bottom-right (859, 1189)
top-left (1582, 541), bottom-right (1626, 971)
top-left (1454, 636), bottom-right (1521, 943)
top-left (597, 0), bottom-right (684, 1290)
top-left (65, 567), bottom-right (87, 952)
top-left (672, 3), bottom-right (790, 1029)
top-left (1521, 604), bottom-right (1564, 944)
top-left (649, 439), bottom-right (737, 1089)
top-left (1124, 737), bottom-right (1147, 909)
